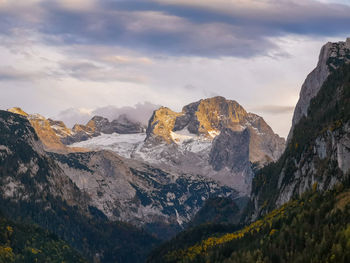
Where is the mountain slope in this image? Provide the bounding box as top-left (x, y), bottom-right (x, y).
top-left (0, 110), bottom-right (160, 263)
top-left (148, 179), bottom-right (350, 263)
top-left (249, 57), bottom-right (350, 220)
top-left (51, 150), bottom-right (236, 239)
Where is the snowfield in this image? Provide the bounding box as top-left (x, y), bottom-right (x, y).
top-left (70, 133), bottom-right (147, 158)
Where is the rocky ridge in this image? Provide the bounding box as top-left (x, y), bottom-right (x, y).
top-left (288, 37), bottom-right (350, 141)
top-left (249, 53), bottom-right (350, 221)
top-left (7, 107), bottom-right (144, 151)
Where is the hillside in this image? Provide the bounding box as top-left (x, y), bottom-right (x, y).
top-left (0, 110), bottom-right (160, 263)
top-left (0, 211), bottom-right (87, 263)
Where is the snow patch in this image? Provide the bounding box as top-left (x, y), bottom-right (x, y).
top-left (208, 130), bottom-right (220, 138)
top-left (70, 133), bottom-right (146, 158)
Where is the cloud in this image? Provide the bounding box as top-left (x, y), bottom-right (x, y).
top-left (0, 66), bottom-right (44, 81)
top-left (249, 105), bottom-right (295, 115)
top-left (92, 102), bottom-right (160, 125)
top-left (0, 0), bottom-right (348, 58)
top-left (58, 60), bottom-right (148, 83)
top-left (54, 102), bottom-right (160, 127)
top-left (54, 107), bottom-right (93, 127)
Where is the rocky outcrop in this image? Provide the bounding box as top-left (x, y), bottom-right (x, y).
top-left (8, 108), bottom-right (86, 153)
top-left (147, 97), bottom-right (249, 142)
top-left (68, 115), bottom-right (145, 144)
top-left (146, 107), bottom-right (182, 144)
top-left (288, 38), bottom-right (350, 141)
top-left (8, 108), bottom-right (69, 152)
top-left (249, 59), bottom-right (350, 221)
top-left (146, 97), bottom-right (284, 165)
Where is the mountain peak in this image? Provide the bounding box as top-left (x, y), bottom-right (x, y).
top-left (147, 97), bottom-right (251, 144)
top-left (288, 37), bottom-right (350, 141)
top-left (7, 107), bottom-right (29, 117)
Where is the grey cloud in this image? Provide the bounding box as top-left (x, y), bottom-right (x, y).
top-left (92, 102), bottom-right (160, 125)
top-left (1, 0), bottom-right (349, 58)
top-left (0, 67), bottom-right (43, 81)
top-left (250, 105), bottom-right (295, 115)
top-left (59, 60), bottom-right (148, 83)
top-left (54, 108), bottom-right (92, 128)
top-left (55, 102), bottom-right (160, 128)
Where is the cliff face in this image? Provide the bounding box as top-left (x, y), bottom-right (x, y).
top-left (147, 97), bottom-right (249, 142)
top-left (249, 60), bottom-right (350, 221)
top-left (209, 128), bottom-right (250, 173)
top-left (7, 108), bottom-right (69, 153)
top-left (288, 38), bottom-right (350, 141)
top-left (146, 97), bottom-right (284, 167)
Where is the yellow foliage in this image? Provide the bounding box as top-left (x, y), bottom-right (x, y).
top-left (6, 226), bottom-right (13, 234)
top-left (30, 248), bottom-right (42, 254)
top-left (169, 199), bottom-right (302, 260)
top-left (0, 245), bottom-right (14, 261)
top-left (269, 229), bottom-right (277, 236)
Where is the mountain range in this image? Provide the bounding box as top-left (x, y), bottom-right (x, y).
top-left (0, 37), bottom-right (349, 263)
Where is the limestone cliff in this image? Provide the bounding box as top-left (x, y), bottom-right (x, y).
top-left (146, 96), bottom-right (285, 167)
top-left (288, 37), bottom-right (350, 141)
top-left (249, 59), bottom-right (350, 221)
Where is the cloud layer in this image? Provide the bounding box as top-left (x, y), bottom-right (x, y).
top-left (1, 0), bottom-right (350, 57)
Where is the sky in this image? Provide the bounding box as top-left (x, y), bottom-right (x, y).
top-left (0, 0), bottom-right (350, 137)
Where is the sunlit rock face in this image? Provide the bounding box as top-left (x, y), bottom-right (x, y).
top-left (145, 96), bottom-right (285, 169)
top-left (8, 107), bottom-right (68, 153)
top-left (8, 108), bottom-right (86, 153)
top-left (288, 38), bottom-right (350, 141)
top-left (146, 97), bottom-right (248, 143)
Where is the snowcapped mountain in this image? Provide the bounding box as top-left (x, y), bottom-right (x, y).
top-left (6, 96), bottom-right (284, 237)
top-left (72, 97), bottom-right (285, 196)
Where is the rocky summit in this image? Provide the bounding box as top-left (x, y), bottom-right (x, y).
top-left (288, 37), bottom-right (350, 141)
